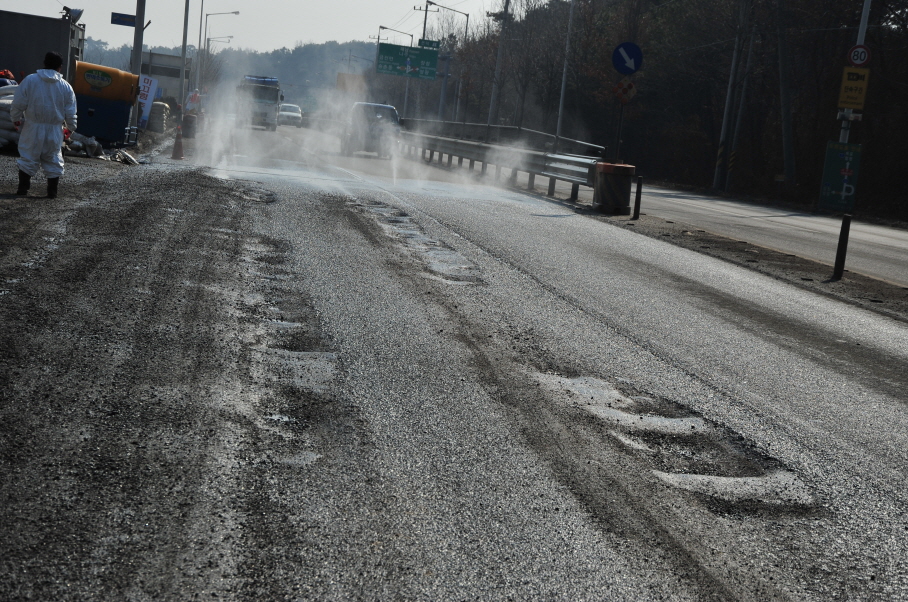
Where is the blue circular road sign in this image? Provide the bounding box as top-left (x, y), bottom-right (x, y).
top-left (612, 42), bottom-right (643, 75)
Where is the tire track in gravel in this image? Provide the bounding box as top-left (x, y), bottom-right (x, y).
top-left (0, 165), bottom-right (312, 601)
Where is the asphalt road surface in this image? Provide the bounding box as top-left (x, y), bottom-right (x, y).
top-left (634, 188), bottom-right (908, 288)
top-left (1, 123), bottom-right (906, 601)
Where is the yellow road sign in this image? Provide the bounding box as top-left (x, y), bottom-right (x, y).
top-left (838, 67), bottom-right (869, 110)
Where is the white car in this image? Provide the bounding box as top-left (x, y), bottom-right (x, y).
top-left (278, 104), bottom-right (303, 128)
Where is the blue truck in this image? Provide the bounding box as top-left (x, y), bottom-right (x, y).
top-left (236, 75), bottom-right (283, 131)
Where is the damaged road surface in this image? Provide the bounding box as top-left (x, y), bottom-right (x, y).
top-left (1, 126), bottom-right (907, 601)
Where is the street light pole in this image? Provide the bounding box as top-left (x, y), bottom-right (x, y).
top-left (437, 55), bottom-right (451, 120)
top-left (206, 36), bottom-right (232, 58)
top-left (196, 0), bottom-right (205, 90)
top-left (455, 13), bottom-right (469, 122)
top-left (553, 0), bottom-right (576, 153)
top-left (178, 0), bottom-right (190, 126)
top-left (486, 0), bottom-right (511, 137)
top-left (379, 26), bottom-right (414, 117)
top-left (201, 11), bottom-right (239, 91)
top-left (427, 1), bottom-right (470, 122)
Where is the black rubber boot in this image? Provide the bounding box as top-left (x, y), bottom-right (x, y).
top-left (16, 170), bottom-right (30, 196)
top-left (46, 177), bottom-right (59, 199)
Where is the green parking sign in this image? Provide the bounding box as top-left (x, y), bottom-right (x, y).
top-left (376, 43), bottom-right (438, 80)
top-left (819, 141), bottom-right (861, 212)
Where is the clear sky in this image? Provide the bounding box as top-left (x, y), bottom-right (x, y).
top-left (7, 0), bottom-right (490, 52)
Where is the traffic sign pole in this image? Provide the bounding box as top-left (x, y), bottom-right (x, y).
top-left (713, 0), bottom-right (747, 190)
top-left (839, 0), bottom-right (872, 145)
top-left (613, 103), bottom-right (625, 162)
top-left (553, 0), bottom-right (576, 154)
top-left (608, 43), bottom-right (642, 162)
top-left (829, 0), bottom-right (872, 281)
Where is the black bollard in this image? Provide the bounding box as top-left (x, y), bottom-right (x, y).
top-left (631, 176), bottom-right (643, 220)
top-left (832, 214), bottom-right (852, 281)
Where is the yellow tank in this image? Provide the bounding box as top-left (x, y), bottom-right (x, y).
top-left (73, 61), bottom-right (138, 102)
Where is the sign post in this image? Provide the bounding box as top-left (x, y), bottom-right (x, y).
top-left (825, 0), bottom-right (872, 281)
top-left (610, 43), bottom-right (642, 161)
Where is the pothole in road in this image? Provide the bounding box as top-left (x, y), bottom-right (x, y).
top-left (254, 348), bottom-right (338, 393)
top-left (277, 451), bottom-right (321, 466)
top-left (653, 470), bottom-right (814, 507)
top-left (350, 199), bottom-right (481, 284)
top-left (534, 372), bottom-right (816, 510)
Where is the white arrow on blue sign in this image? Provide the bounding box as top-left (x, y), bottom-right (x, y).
top-left (612, 42), bottom-right (643, 75)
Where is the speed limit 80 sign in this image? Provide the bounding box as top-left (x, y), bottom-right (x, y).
top-left (849, 45), bottom-right (870, 67)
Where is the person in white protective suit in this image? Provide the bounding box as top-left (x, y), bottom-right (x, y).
top-left (11, 52), bottom-right (77, 199)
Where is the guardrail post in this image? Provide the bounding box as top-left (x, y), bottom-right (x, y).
top-left (447, 154), bottom-right (453, 167)
top-left (509, 168), bottom-right (518, 186)
top-left (458, 156), bottom-right (464, 167)
top-left (428, 150), bottom-right (435, 162)
top-left (481, 162), bottom-right (488, 176)
top-left (547, 177), bottom-right (556, 196)
top-left (495, 165), bottom-right (502, 181)
top-left (469, 159), bottom-right (475, 171)
top-left (570, 183), bottom-right (579, 201)
top-left (528, 173), bottom-right (535, 190)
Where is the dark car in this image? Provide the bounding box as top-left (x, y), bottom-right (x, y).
top-left (340, 102), bottom-right (401, 158)
top-left (278, 103), bottom-right (303, 128)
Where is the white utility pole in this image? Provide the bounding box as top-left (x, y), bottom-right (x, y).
top-left (178, 0), bottom-right (190, 126)
top-left (128, 0), bottom-right (147, 133)
top-left (486, 0), bottom-right (511, 135)
top-left (196, 0), bottom-right (206, 90)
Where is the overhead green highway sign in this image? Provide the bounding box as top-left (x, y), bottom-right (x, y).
top-left (376, 43), bottom-right (438, 80)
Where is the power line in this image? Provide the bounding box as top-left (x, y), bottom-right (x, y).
top-left (389, 6), bottom-right (419, 31)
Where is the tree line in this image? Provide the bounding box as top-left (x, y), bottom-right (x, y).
top-left (83, 0), bottom-right (907, 219)
top-left (369, 0), bottom-right (907, 220)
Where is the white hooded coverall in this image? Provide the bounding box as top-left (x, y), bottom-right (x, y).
top-left (10, 69), bottom-right (77, 178)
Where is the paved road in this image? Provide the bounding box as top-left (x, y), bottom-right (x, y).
top-left (2, 123), bottom-right (906, 600)
top-left (361, 134), bottom-right (908, 288)
top-left (637, 187), bottom-right (908, 287)
top-left (204, 125), bottom-right (908, 598)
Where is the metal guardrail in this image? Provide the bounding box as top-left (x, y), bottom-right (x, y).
top-left (399, 131), bottom-right (600, 200)
top-left (300, 117), bottom-right (603, 200)
top-left (403, 119), bottom-right (606, 157)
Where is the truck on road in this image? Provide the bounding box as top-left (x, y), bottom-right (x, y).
top-left (235, 75), bottom-right (283, 131)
